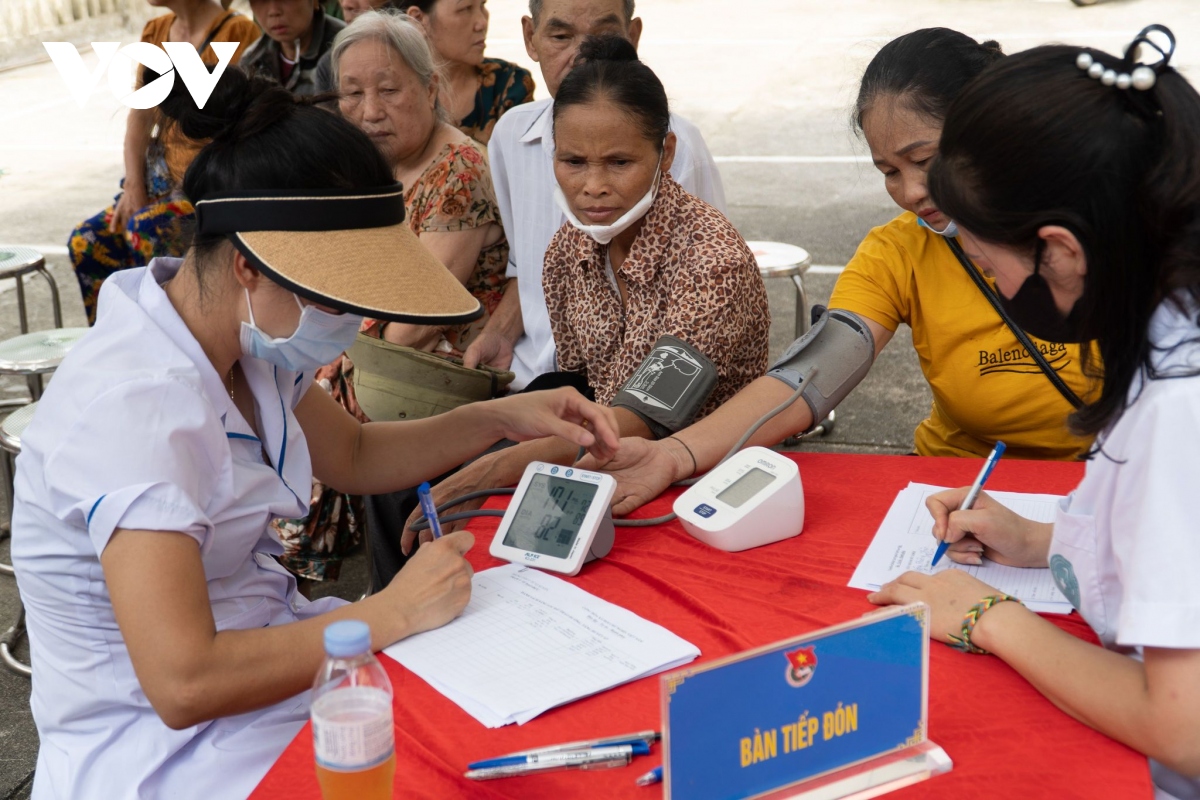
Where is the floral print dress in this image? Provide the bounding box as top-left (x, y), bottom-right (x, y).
top-left (457, 58), bottom-right (535, 146)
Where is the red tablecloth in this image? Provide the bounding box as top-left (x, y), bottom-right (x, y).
top-left (252, 453), bottom-right (1152, 799)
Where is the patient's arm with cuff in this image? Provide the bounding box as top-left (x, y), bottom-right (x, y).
top-left (582, 311), bottom-right (894, 515)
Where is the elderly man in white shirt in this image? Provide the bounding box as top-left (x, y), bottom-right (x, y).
top-left (465, 0), bottom-right (726, 389)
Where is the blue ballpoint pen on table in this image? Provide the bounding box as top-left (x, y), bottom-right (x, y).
top-left (469, 741), bottom-right (650, 771)
top-left (464, 745), bottom-right (640, 780)
top-left (468, 730), bottom-right (659, 768)
top-left (931, 440), bottom-right (1006, 567)
top-left (417, 481), bottom-right (442, 539)
top-left (636, 766), bottom-right (663, 786)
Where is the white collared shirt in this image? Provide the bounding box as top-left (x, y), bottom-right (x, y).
top-left (12, 258), bottom-right (345, 800)
top-left (1047, 295), bottom-right (1200, 800)
top-left (488, 98), bottom-right (726, 388)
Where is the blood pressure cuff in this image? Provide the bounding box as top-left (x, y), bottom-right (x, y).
top-left (611, 335), bottom-right (718, 440)
top-left (767, 308), bottom-right (875, 432)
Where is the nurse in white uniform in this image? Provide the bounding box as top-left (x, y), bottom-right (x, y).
top-left (868, 27), bottom-right (1200, 799)
top-left (11, 69), bottom-right (618, 800)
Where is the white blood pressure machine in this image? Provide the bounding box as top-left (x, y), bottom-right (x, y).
top-left (489, 462), bottom-right (617, 576)
top-left (672, 446), bottom-right (804, 552)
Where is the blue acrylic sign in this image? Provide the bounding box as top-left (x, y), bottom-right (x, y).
top-left (661, 603), bottom-right (929, 800)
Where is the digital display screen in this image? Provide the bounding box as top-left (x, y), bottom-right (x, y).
top-left (715, 467), bottom-right (776, 509)
top-left (503, 474), bottom-right (599, 558)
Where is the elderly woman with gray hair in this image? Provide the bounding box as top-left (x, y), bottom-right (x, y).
top-left (273, 10), bottom-right (508, 586)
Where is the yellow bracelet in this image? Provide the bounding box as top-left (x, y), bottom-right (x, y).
top-left (947, 594), bottom-right (1022, 655)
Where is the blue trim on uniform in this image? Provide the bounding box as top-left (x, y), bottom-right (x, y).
top-left (274, 366), bottom-right (287, 477)
top-left (86, 494), bottom-right (107, 526)
top-left (294, 373), bottom-right (303, 386)
top-left (226, 432), bottom-right (261, 443)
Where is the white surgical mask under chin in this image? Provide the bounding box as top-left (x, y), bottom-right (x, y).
top-left (239, 289), bottom-right (363, 372)
top-left (917, 216), bottom-right (960, 238)
top-left (554, 159), bottom-right (662, 246)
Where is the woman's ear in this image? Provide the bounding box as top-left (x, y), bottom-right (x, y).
top-left (1038, 225), bottom-right (1087, 282)
top-left (427, 71), bottom-right (440, 110)
top-left (406, 6), bottom-right (430, 31)
top-left (231, 251), bottom-right (262, 290)
top-left (660, 131), bottom-right (677, 176)
top-left (1038, 225), bottom-right (1088, 314)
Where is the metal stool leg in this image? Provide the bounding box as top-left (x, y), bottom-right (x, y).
top-left (0, 450), bottom-right (13, 575)
top-left (1, 602), bottom-right (31, 678)
top-left (791, 274), bottom-right (811, 338)
top-left (14, 274), bottom-right (28, 336)
top-left (0, 447), bottom-right (13, 537)
top-left (33, 266), bottom-right (63, 329)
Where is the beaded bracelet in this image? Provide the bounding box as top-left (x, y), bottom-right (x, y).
top-left (947, 594), bottom-right (1022, 655)
top-left (667, 436), bottom-right (698, 479)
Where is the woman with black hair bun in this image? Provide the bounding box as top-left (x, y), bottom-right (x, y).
top-left (401, 33), bottom-right (769, 546)
top-left (10, 66), bottom-right (619, 798)
top-left (869, 26), bottom-right (1200, 798)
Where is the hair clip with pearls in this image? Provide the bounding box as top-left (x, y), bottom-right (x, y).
top-left (1076, 24), bottom-right (1175, 92)
top-left (1075, 52), bottom-right (1155, 90)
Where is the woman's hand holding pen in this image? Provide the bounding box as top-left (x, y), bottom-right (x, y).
top-left (926, 488), bottom-right (1053, 568)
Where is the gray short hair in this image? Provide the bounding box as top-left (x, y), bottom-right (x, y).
top-left (329, 9), bottom-right (448, 122)
top-left (529, 0), bottom-right (635, 25)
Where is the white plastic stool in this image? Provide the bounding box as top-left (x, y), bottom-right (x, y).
top-left (0, 402), bottom-right (35, 677)
top-left (0, 247), bottom-right (64, 335)
top-left (0, 327), bottom-right (87, 401)
top-left (748, 241), bottom-right (813, 339)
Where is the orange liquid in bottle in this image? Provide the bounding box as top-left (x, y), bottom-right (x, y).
top-left (316, 753), bottom-right (396, 800)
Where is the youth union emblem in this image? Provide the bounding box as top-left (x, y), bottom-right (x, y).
top-left (784, 645), bottom-right (818, 688)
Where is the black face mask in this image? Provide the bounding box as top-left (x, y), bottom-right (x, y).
top-left (997, 271), bottom-right (1087, 344)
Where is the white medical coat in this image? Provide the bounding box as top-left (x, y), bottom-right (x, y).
top-left (12, 258), bottom-right (346, 799)
top-left (1048, 295), bottom-right (1200, 800)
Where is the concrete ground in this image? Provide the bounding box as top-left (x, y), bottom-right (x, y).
top-left (1, 0), bottom-right (1197, 794)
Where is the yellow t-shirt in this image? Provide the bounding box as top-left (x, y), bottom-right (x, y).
top-left (829, 212), bottom-right (1098, 460)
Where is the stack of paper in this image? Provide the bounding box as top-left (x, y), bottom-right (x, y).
top-left (383, 564), bottom-right (700, 727)
top-left (849, 483), bottom-right (1075, 614)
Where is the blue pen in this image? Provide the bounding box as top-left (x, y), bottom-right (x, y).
top-left (637, 766), bottom-right (663, 786)
top-left (417, 482), bottom-right (442, 539)
top-left (931, 440), bottom-right (1006, 567)
top-left (469, 741), bottom-right (649, 771)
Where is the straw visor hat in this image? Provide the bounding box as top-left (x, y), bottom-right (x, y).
top-left (194, 183), bottom-right (482, 324)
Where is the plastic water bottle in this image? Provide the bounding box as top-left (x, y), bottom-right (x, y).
top-left (312, 621), bottom-right (396, 800)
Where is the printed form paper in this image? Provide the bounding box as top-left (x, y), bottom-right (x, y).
top-left (849, 483), bottom-right (1074, 614)
top-left (383, 564), bottom-right (700, 728)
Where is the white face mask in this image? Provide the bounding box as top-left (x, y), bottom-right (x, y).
top-left (917, 216), bottom-right (960, 238)
top-left (239, 289), bottom-right (362, 372)
top-left (553, 158), bottom-right (663, 245)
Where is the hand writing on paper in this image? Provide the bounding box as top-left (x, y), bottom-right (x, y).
top-left (385, 530), bottom-right (475, 635)
top-left (867, 570), bottom-right (1009, 647)
top-left (927, 488), bottom-right (1054, 569)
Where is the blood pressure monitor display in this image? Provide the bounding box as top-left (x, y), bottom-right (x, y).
top-left (714, 467), bottom-right (777, 509)
top-left (502, 474), bottom-right (600, 558)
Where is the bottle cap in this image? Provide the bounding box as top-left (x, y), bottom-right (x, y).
top-left (323, 620), bottom-right (371, 658)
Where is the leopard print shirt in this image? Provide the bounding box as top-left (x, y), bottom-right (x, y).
top-left (543, 173), bottom-right (770, 416)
